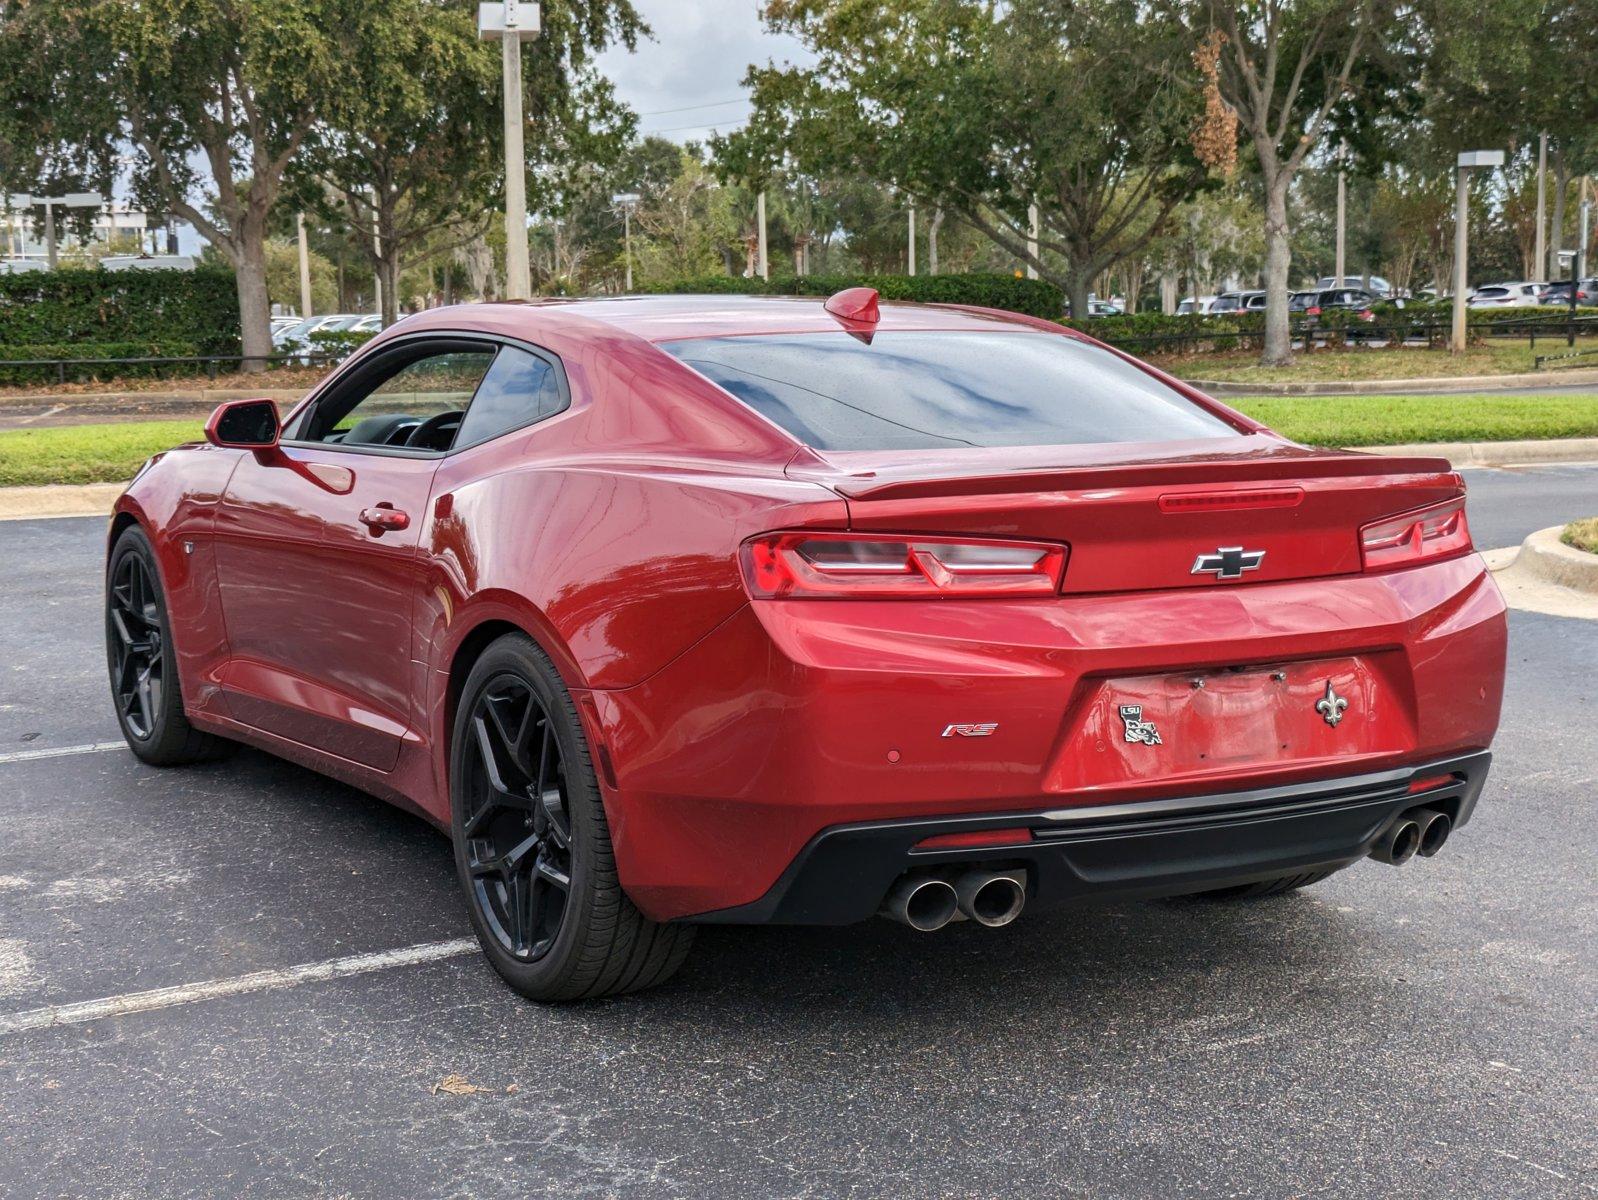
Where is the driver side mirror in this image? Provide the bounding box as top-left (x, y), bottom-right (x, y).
top-left (205, 398), bottom-right (280, 450)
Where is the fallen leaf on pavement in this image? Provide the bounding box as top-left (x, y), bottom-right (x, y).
top-left (431, 1074), bottom-right (491, 1096)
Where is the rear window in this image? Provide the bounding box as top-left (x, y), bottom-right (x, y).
top-left (661, 331), bottom-right (1239, 451)
top-left (1476, 287), bottom-right (1509, 298)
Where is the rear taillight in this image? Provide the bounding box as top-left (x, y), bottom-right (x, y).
top-left (741, 532), bottom-right (1067, 599)
top-left (1359, 498), bottom-right (1472, 571)
top-left (1306, 305), bottom-right (1321, 316)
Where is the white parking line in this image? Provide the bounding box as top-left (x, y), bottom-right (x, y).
top-left (0, 938), bottom-right (480, 1037)
top-left (0, 742), bottom-right (126, 765)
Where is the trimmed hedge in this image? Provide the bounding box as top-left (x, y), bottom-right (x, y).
top-left (640, 273), bottom-right (1065, 320)
top-left (306, 328), bottom-right (378, 359)
top-left (0, 268), bottom-right (240, 356)
top-left (0, 340), bottom-right (199, 385)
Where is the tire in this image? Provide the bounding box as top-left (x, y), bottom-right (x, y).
top-left (1193, 866), bottom-right (1341, 901)
top-left (106, 525), bottom-right (236, 766)
top-left (449, 633), bottom-right (694, 1002)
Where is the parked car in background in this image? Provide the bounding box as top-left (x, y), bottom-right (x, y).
top-left (1538, 278), bottom-right (1598, 305)
top-left (1083, 300), bottom-right (1124, 317)
top-left (1468, 282), bottom-right (1543, 309)
top-left (1316, 275), bottom-right (1391, 297)
top-left (1208, 291), bottom-right (1268, 314)
top-left (274, 314), bottom-right (380, 361)
top-left (1295, 288), bottom-right (1378, 318)
top-left (1177, 295), bottom-right (1217, 315)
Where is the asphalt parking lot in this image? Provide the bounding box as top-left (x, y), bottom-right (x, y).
top-left (0, 466), bottom-right (1594, 1199)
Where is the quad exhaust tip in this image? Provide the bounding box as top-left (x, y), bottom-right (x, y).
top-left (1371, 805), bottom-right (1455, 866)
top-left (1371, 816), bottom-right (1422, 865)
top-left (881, 875), bottom-right (959, 932)
top-left (1414, 807), bottom-right (1451, 857)
top-left (881, 868), bottom-right (1028, 931)
top-left (955, 869), bottom-right (1027, 928)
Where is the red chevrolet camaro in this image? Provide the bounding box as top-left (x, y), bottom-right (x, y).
top-left (106, 289), bottom-right (1507, 1000)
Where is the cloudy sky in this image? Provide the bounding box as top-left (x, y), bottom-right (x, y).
top-left (594, 0), bottom-right (813, 144)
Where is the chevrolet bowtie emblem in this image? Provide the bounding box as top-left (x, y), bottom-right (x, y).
top-left (1191, 546), bottom-right (1266, 580)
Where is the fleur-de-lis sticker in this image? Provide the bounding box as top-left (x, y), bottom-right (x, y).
top-left (1316, 680), bottom-right (1349, 728)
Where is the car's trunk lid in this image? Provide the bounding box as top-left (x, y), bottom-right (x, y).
top-left (788, 435), bottom-right (1464, 594)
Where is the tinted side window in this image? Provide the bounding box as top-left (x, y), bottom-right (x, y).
top-left (303, 348), bottom-right (495, 448)
top-left (454, 346), bottom-right (566, 449)
top-left (663, 331), bottom-right (1239, 451)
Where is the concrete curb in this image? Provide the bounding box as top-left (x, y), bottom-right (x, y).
top-left (1510, 525), bottom-right (1598, 593)
top-left (1483, 527), bottom-right (1598, 620)
top-left (1359, 437), bottom-right (1598, 466)
top-left (1193, 367), bottom-right (1598, 397)
top-left (0, 483), bottom-right (124, 520)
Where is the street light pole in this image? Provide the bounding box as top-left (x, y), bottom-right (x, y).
top-left (1534, 132), bottom-right (1548, 283)
top-left (907, 203), bottom-right (916, 277)
top-left (20, 192), bottom-right (104, 269)
top-left (1334, 145), bottom-right (1346, 288)
top-left (296, 212), bottom-right (313, 318)
top-left (1451, 150), bottom-right (1505, 354)
top-left (1581, 199), bottom-right (1592, 280)
top-left (42, 200), bottom-right (57, 269)
top-left (611, 192), bottom-right (639, 292)
top-left (1026, 202), bottom-right (1039, 279)
top-left (756, 190), bottom-right (768, 280)
top-left (479, 0), bottom-right (540, 301)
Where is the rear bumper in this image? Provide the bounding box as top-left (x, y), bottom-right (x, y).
top-left (690, 751), bottom-right (1491, 924)
top-left (592, 554), bottom-right (1506, 922)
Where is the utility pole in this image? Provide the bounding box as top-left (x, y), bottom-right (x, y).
top-left (1451, 150), bottom-right (1504, 354)
top-left (1026, 202), bottom-right (1039, 279)
top-left (907, 203), bottom-right (916, 276)
top-left (479, 0), bottom-right (540, 300)
top-left (1534, 133), bottom-right (1548, 283)
top-left (756, 191), bottom-right (768, 280)
top-left (1581, 198), bottom-right (1592, 280)
top-left (1334, 145), bottom-right (1346, 288)
top-left (296, 212), bottom-right (313, 318)
top-left (370, 186), bottom-right (383, 317)
top-left (611, 192), bottom-right (639, 292)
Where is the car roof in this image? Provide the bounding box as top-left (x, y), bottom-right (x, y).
top-left (421, 293), bottom-right (1048, 343)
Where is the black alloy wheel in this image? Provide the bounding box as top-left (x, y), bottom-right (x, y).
top-left (450, 633), bottom-right (694, 1001)
top-left (104, 525), bottom-right (234, 765)
top-left (108, 550), bottom-right (165, 740)
top-left (459, 674), bottom-right (574, 961)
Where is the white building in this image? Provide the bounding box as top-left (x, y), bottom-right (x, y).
top-left (1, 200), bottom-right (174, 268)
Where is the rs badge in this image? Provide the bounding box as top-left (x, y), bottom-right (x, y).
top-left (942, 723), bottom-right (998, 738)
top-left (1119, 705), bottom-right (1162, 746)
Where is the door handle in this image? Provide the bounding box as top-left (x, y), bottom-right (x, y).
top-left (358, 504), bottom-right (410, 535)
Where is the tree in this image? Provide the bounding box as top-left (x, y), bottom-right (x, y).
top-left (1158, 0), bottom-right (1409, 364)
top-left (298, 0), bottom-right (642, 324)
top-left (0, 0), bottom-right (365, 368)
top-left (632, 151), bottom-right (738, 283)
top-left (1419, 0), bottom-right (1598, 280)
top-left (719, 0), bottom-right (1211, 317)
